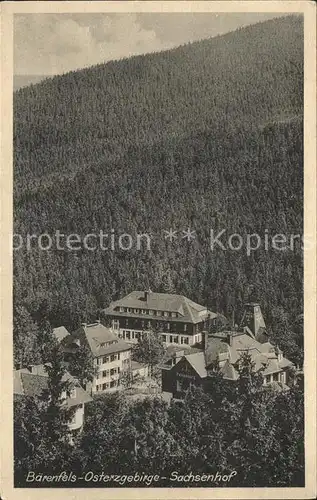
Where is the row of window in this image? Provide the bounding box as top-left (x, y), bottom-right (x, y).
top-left (161, 334), bottom-right (202, 344)
top-left (62, 388), bottom-right (77, 399)
top-left (119, 331), bottom-right (203, 344)
top-left (263, 372), bottom-right (286, 384)
top-left (121, 330), bottom-right (143, 341)
top-left (118, 307), bottom-right (179, 318)
top-left (96, 380), bottom-right (118, 391)
top-left (115, 319), bottom-right (189, 332)
top-left (97, 367), bottom-right (121, 379)
top-left (96, 353), bottom-right (121, 365)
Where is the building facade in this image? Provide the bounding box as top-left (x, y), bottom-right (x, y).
top-left (13, 364), bottom-right (92, 434)
top-left (62, 321), bottom-right (132, 393)
top-left (103, 290), bottom-right (218, 346)
top-left (161, 305), bottom-right (294, 399)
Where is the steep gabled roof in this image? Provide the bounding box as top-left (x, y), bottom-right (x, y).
top-left (204, 332), bottom-right (293, 380)
top-left (52, 326), bottom-right (70, 343)
top-left (13, 365), bottom-right (92, 406)
top-left (103, 291), bottom-right (217, 324)
top-left (63, 322), bottom-right (131, 357)
top-left (184, 352), bottom-right (207, 378)
top-left (220, 361), bottom-right (239, 380)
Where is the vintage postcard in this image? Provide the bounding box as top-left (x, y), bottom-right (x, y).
top-left (1, 1), bottom-right (316, 499)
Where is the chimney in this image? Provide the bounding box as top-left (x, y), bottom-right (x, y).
top-left (240, 303), bottom-right (266, 339)
top-left (144, 289), bottom-right (151, 302)
top-left (172, 349), bottom-right (184, 365)
top-left (202, 330), bottom-right (208, 351)
top-left (27, 364), bottom-right (35, 374)
top-left (226, 333), bottom-right (233, 347)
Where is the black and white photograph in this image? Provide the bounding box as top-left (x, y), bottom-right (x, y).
top-left (1, 1), bottom-right (316, 498)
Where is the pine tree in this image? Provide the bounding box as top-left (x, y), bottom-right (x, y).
top-left (67, 342), bottom-right (97, 388)
top-left (132, 329), bottom-right (165, 377)
top-left (13, 305), bottom-right (41, 368)
top-left (39, 345), bottom-right (76, 466)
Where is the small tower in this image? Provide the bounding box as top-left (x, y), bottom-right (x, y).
top-left (240, 303), bottom-right (267, 342)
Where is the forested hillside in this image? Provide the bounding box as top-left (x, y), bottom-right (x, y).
top-left (13, 16), bottom-right (303, 364)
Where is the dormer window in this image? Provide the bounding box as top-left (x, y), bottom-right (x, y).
top-left (141, 309), bottom-right (147, 314)
top-left (163, 311), bottom-right (169, 317)
top-left (171, 312), bottom-right (177, 318)
top-left (69, 388), bottom-right (76, 399)
top-left (148, 310), bottom-right (154, 315)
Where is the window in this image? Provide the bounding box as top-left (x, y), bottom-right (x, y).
top-left (103, 355), bottom-right (109, 364)
top-left (125, 319), bottom-right (129, 326)
top-left (148, 310), bottom-right (154, 315)
top-left (102, 383), bottom-right (109, 390)
top-left (184, 324), bottom-right (187, 332)
top-left (183, 337), bottom-right (189, 345)
top-left (69, 388), bottom-right (76, 398)
top-left (127, 308), bottom-right (132, 313)
top-left (166, 323), bottom-right (170, 330)
top-left (173, 336), bottom-right (179, 343)
top-left (110, 354), bottom-right (117, 362)
top-left (141, 309), bottom-right (147, 315)
top-left (147, 321), bottom-right (151, 328)
top-left (102, 370), bottom-right (109, 378)
top-left (141, 320), bottom-right (145, 328)
top-left (110, 380), bottom-right (116, 388)
top-left (126, 331), bottom-right (131, 340)
top-left (161, 335), bottom-right (167, 342)
top-left (117, 353), bottom-right (120, 360)
top-left (70, 413), bottom-right (77, 424)
top-left (97, 357), bottom-right (103, 365)
top-left (110, 368), bottom-right (117, 376)
top-left (119, 307), bottom-right (124, 312)
top-left (171, 312), bottom-right (177, 318)
top-left (113, 320), bottom-right (119, 330)
top-left (273, 373), bottom-right (279, 382)
top-left (169, 336), bottom-right (173, 343)
top-left (134, 308), bottom-right (140, 314)
top-left (156, 311), bottom-right (161, 316)
top-left (164, 311), bottom-right (169, 317)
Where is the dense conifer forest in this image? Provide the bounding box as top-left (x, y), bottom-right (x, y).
top-left (13, 15), bottom-right (303, 365)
